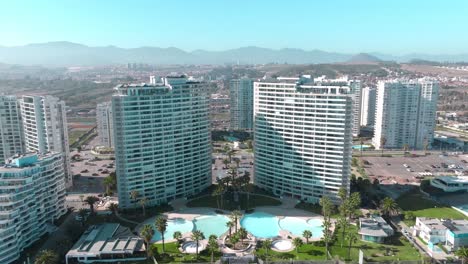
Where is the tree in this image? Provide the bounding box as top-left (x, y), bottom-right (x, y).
top-left (139, 197), bottom-right (148, 216)
top-left (103, 175), bottom-right (115, 195)
top-left (237, 227), bottom-right (248, 245)
top-left (319, 196), bottom-right (333, 222)
top-left (226, 221), bottom-right (234, 237)
top-left (455, 247), bottom-right (468, 264)
top-left (338, 187), bottom-right (348, 203)
top-left (222, 158), bottom-right (230, 169)
top-left (293, 237), bottom-right (303, 253)
top-left (303, 230), bottom-right (312, 244)
top-left (403, 144), bottom-right (410, 156)
top-left (208, 235), bottom-right (218, 264)
top-left (212, 185), bottom-right (223, 209)
top-left (263, 239), bottom-right (272, 263)
top-left (83, 196), bottom-right (99, 214)
top-left (191, 230), bottom-right (205, 258)
top-left (107, 202), bottom-right (119, 215)
top-left (380, 137), bottom-right (386, 157)
top-left (140, 224), bottom-right (155, 257)
top-left (35, 249), bottom-right (59, 264)
top-left (230, 210), bottom-right (242, 232)
top-left (380, 197), bottom-right (399, 217)
top-left (322, 219), bottom-right (333, 260)
top-left (359, 137), bottom-right (365, 157)
top-left (130, 190), bottom-right (139, 207)
top-left (337, 215), bottom-right (348, 248)
top-left (77, 208), bottom-right (88, 226)
top-left (346, 229), bottom-right (358, 260)
top-left (155, 216), bottom-right (168, 252)
top-left (173, 231), bottom-right (182, 244)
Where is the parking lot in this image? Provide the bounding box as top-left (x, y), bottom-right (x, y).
top-left (363, 153), bottom-right (468, 185)
top-left (212, 145), bottom-right (254, 183)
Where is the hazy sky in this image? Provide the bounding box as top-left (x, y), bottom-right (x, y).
top-left (1, 0), bottom-right (467, 54)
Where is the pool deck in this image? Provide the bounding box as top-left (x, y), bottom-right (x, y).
top-left (138, 197), bottom-right (332, 254)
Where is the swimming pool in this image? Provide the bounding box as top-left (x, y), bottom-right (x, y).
top-left (278, 217), bottom-right (323, 238)
top-left (193, 214), bottom-right (230, 237)
top-left (152, 218), bottom-right (194, 242)
top-left (224, 136), bottom-right (239, 142)
top-left (455, 204), bottom-right (468, 217)
top-left (352, 145), bottom-right (371, 150)
top-left (241, 211), bottom-right (280, 238)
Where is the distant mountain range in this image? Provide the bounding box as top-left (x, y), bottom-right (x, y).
top-left (0, 41), bottom-right (467, 66)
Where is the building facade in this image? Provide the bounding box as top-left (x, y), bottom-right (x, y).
top-left (230, 78), bottom-right (254, 130)
top-left (0, 153), bottom-right (67, 264)
top-left (373, 78), bottom-right (439, 150)
top-left (360, 87), bottom-right (376, 127)
top-left (112, 76), bottom-right (211, 209)
top-left (19, 95), bottom-right (72, 186)
top-left (253, 76), bottom-right (353, 203)
top-left (96, 101), bottom-right (114, 148)
top-left (0, 96), bottom-right (25, 163)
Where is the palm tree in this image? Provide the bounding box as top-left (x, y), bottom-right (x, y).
top-left (208, 235), bottom-right (218, 264)
top-left (230, 233), bottom-right (240, 248)
top-left (303, 230), bottom-right (312, 244)
top-left (245, 183), bottom-right (254, 210)
top-left (212, 185), bottom-right (224, 209)
top-left (35, 249), bottom-right (59, 264)
top-left (293, 237), bottom-right (303, 253)
top-left (155, 216), bottom-right (168, 252)
top-left (237, 227), bottom-right (248, 245)
top-left (263, 239), bottom-right (272, 263)
top-left (103, 175), bottom-right (115, 195)
top-left (139, 197), bottom-right (148, 216)
top-left (403, 143), bottom-right (410, 156)
top-left (423, 138), bottom-right (429, 154)
top-left (130, 190), bottom-right (139, 207)
top-left (380, 197), bottom-right (399, 217)
top-left (140, 224), bottom-right (155, 257)
top-left (380, 137), bottom-right (386, 157)
top-left (226, 221), bottom-right (234, 237)
top-left (77, 208), bottom-right (88, 226)
top-left (230, 210), bottom-right (242, 232)
top-left (173, 231), bottom-right (182, 242)
top-left (322, 219), bottom-right (332, 260)
top-left (319, 196), bottom-right (333, 222)
top-left (83, 196), bottom-right (99, 214)
top-left (455, 247), bottom-right (468, 264)
top-left (107, 202), bottom-right (119, 215)
top-left (222, 158), bottom-right (230, 169)
top-left (346, 229), bottom-right (358, 260)
top-left (191, 230), bottom-right (205, 258)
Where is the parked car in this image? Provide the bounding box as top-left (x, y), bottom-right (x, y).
top-left (80, 169), bottom-right (89, 173)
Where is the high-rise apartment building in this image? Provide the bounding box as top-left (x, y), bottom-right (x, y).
top-left (253, 76), bottom-right (354, 203)
top-left (373, 78), bottom-right (439, 150)
top-left (0, 96), bottom-right (24, 163)
top-left (230, 78), bottom-right (254, 130)
top-left (96, 101), bottom-right (114, 148)
top-left (19, 95), bottom-right (72, 186)
top-left (360, 87), bottom-right (376, 127)
top-left (0, 153), bottom-right (66, 264)
top-left (112, 76), bottom-right (211, 209)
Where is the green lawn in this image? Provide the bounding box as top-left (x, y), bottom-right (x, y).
top-left (187, 193), bottom-right (281, 211)
top-left (68, 130), bottom-right (87, 144)
top-left (152, 242), bottom-right (221, 263)
top-left (396, 191), bottom-right (467, 226)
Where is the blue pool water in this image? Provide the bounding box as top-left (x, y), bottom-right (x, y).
top-left (278, 217), bottom-right (323, 238)
top-left (224, 136), bottom-right (239, 142)
top-left (193, 214), bottom-right (230, 237)
top-left (241, 212), bottom-right (280, 238)
top-left (455, 204), bottom-right (468, 216)
top-left (152, 218), bottom-right (194, 242)
top-left (352, 145), bottom-right (371, 150)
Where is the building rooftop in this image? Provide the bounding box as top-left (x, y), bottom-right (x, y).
top-left (0, 152), bottom-right (59, 172)
top-left (359, 215), bottom-right (394, 237)
top-left (434, 175), bottom-right (468, 184)
top-left (417, 217), bottom-right (468, 234)
top-left (66, 223), bottom-right (145, 258)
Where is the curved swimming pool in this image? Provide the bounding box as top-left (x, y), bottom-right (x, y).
top-left (240, 211), bottom-right (280, 238)
top-left (278, 217), bottom-right (323, 238)
top-left (193, 214), bottom-right (230, 237)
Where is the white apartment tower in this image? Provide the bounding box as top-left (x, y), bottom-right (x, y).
top-left (112, 76), bottom-right (211, 209)
top-left (96, 101), bottom-right (114, 148)
top-left (253, 76), bottom-right (354, 203)
top-left (0, 96), bottom-right (25, 163)
top-left (230, 78), bottom-right (254, 130)
top-left (0, 153), bottom-right (67, 264)
top-left (19, 95), bottom-right (72, 186)
top-left (360, 87), bottom-right (376, 127)
top-left (373, 78), bottom-right (439, 150)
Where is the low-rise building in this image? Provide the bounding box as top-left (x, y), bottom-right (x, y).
top-left (65, 223), bottom-right (146, 264)
top-left (0, 153), bottom-right (67, 264)
top-left (413, 217), bottom-right (468, 253)
top-left (430, 176), bottom-right (468, 193)
top-left (359, 215), bottom-right (394, 243)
